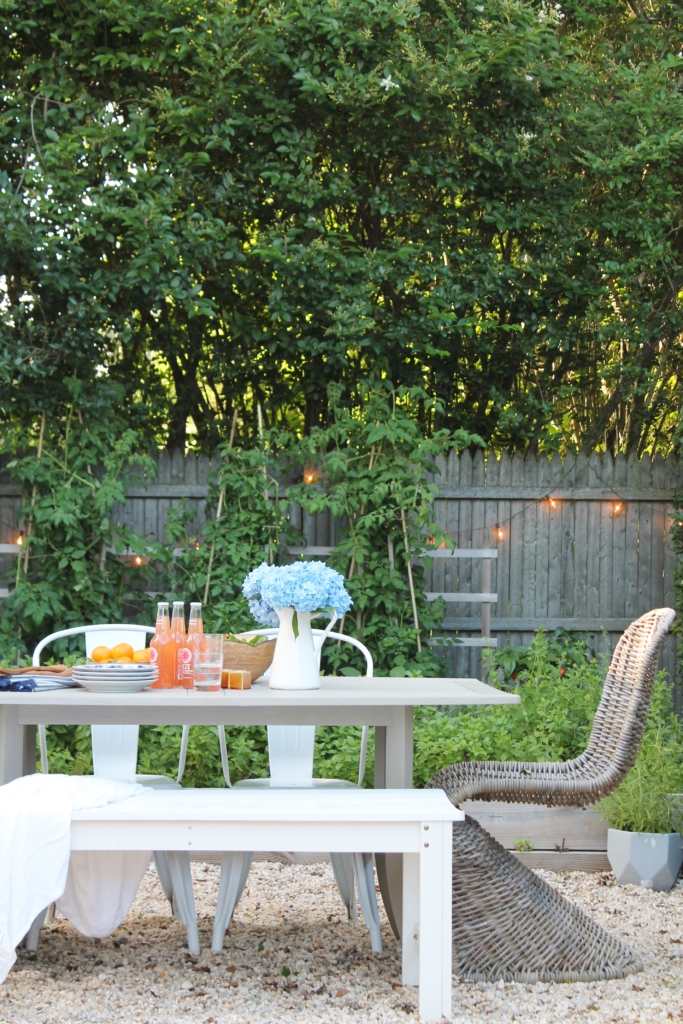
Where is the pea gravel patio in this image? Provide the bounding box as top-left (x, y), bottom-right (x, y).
top-left (3, 860), bottom-right (683, 1024)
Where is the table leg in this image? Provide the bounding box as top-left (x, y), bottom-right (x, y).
top-left (375, 707), bottom-right (414, 939)
top-left (0, 706), bottom-right (35, 784)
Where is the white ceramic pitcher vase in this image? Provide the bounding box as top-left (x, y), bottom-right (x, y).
top-left (268, 607), bottom-right (338, 690)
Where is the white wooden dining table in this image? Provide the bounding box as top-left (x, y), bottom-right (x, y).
top-left (0, 675), bottom-right (519, 936)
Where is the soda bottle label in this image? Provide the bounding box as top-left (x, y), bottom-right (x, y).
top-left (149, 647), bottom-right (158, 663)
top-left (179, 647), bottom-right (192, 665)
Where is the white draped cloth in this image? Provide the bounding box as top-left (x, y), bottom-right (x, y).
top-left (0, 774), bottom-right (151, 983)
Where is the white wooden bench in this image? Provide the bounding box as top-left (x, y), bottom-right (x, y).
top-left (71, 787), bottom-right (462, 1022)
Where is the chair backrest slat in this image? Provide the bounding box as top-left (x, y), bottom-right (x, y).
top-left (583, 608), bottom-right (676, 777)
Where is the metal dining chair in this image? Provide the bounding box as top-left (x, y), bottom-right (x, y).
top-left (179, 628), bottom-right (383, 953)
top-left (27, 624), bottom-right (198, 953)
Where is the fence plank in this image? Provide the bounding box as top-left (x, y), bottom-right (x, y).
top-left (623, 453), bottom-right (640, 621)
top-left (547, 453), bottom-right (564, 621)
top-left (611, 453), bottom-right (627, 619)
top-left (534, 455), bottom-right (550, 623)
top-left (508, 452), bottom-right (526, 649)
top-left (597, 453), bottom-right (613, 625)
top-left (560, 452), bottom-right (576, 618)
top-left (522, 454), bottom-right (537, 627)
top-left (496, 452), bottom-right (512, 642)
top-left (455, 451), bottom-right (474, 675)
top-left (638, 455), bottom-right (653, 617)
top-left (573, 451), bottom-right (589, 621)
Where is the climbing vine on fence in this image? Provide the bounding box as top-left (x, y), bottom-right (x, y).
top-left (0, 383), bottom-right (156, 661)
top-left (285, 383), bottom-right (482, 676)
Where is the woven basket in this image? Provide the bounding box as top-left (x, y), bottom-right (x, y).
top-left (222, 634), bottom-right (276, 681)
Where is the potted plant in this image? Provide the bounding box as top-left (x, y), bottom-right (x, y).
top-left (599, 674), bottom-right (683, 890)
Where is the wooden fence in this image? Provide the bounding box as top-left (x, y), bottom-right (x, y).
top-left (1, 449), bottom-right (681, 696)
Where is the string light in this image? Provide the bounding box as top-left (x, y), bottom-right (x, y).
top-left (16, 530), bottom-right (24, 547)
top-left (303, 465), bottom-right (318, 485)
top-left (134, 555), bottom-right (143, 566)
top-left (495, 523), bottom-right (503, 541)
top-left (549, 497), bottom-right (558, 509)
top-left (613, 502), bottom-right (622, 515)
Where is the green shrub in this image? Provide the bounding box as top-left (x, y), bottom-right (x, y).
top-left (412, 630), bottom-right (604, 786)
top-left (598, 673), bottom-right (683, 834)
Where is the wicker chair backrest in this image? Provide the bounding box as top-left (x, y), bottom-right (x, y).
top-left (577, 607), bottom-right (676, 781)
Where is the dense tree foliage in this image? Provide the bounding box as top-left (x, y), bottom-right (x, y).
top-left (2, 0), bottom-right (683, 453)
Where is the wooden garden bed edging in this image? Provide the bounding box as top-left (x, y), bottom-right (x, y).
top-left (461, 800), bottom-right (609, 872)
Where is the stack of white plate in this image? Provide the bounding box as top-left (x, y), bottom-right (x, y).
top-left (72, 663), bottom-right (159, 693)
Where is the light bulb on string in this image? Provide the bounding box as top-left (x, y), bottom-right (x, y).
top-left (495, 523), bottom-right (503, 541)
top-left (549, 496), bottom-right (558, 510)
top-left (17, 530), bottom-right (24, 547)
top-left (613, 502), bottom-right (622, 515)
top-left (303, 464), bottom-right (318, 485)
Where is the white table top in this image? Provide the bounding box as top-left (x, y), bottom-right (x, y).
top-left (0, 676), bottom-right (519, 709)
top-left (72, 787), bottom-right (465, 823)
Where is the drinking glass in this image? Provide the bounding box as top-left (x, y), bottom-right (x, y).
top-left (193, 634), bottom-right (223, 691)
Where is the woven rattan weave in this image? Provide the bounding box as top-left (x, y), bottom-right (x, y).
top-left (429, 608), bottom-right (675, 983)
top-left (430, 607), bottom-right (676, 808)
top-left (450, 816), bottom-right (642, 982)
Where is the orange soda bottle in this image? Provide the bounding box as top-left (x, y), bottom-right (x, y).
top-left (150, 602), bottom-right (174, 688)
top-left (185, 602), bottom-right (204, 686)
top-left (171, 600), bottom-right (190, 687)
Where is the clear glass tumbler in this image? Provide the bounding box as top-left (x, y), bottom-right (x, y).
top-left (193, 633), bottom-right (224, 692)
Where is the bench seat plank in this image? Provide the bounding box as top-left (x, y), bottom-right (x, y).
top-left (72, 788), bottom-right (462, 823)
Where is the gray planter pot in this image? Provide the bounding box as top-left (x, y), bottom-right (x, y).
top-left (607, 828), bottom-right (683, 890)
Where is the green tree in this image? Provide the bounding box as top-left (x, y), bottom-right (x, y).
top-left (2, 0), bottom-right (683, 454)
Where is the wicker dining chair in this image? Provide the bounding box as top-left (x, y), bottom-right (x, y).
top-left (427, 607), bottom-right (676, 983)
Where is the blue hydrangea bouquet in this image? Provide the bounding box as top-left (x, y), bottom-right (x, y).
top-left (242, 561), bottom-right (352, 689)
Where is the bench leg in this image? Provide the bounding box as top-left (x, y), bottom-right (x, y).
top-left (352, 853), bottom-right (383, 953)
top-left (212, 852), bottom-right (253, 953)
top-left (330, 853), bottom-right (358, 922)
top-left (166, 852), bottom-right (199, 954)
top-left (402, 853), bottom-right (420, 986)
top-left (418, 821), bottom-right (452, 1023)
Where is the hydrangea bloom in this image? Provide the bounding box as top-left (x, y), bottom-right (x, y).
top-left (246, 598), bottom-right (280, 628)
top-left (242, 561), bottom-right (352, 626)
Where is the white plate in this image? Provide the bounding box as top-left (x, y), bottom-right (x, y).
top-left (74, 666), bottom-right (157, 673)
top-left (73, 674), bottom-right (157, 683)
top-left (74, 666), bottom-right (157, 675)
top-left (72, 671), bottom-right (157, 679)
top-left (77, 663), bottom-right (156, 670)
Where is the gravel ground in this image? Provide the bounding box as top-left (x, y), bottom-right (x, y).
top-left (3, 860), bottom-right (683, 1024)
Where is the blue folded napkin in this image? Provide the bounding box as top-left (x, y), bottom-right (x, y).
top-left (0, 676), bottom-right (82, 692)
